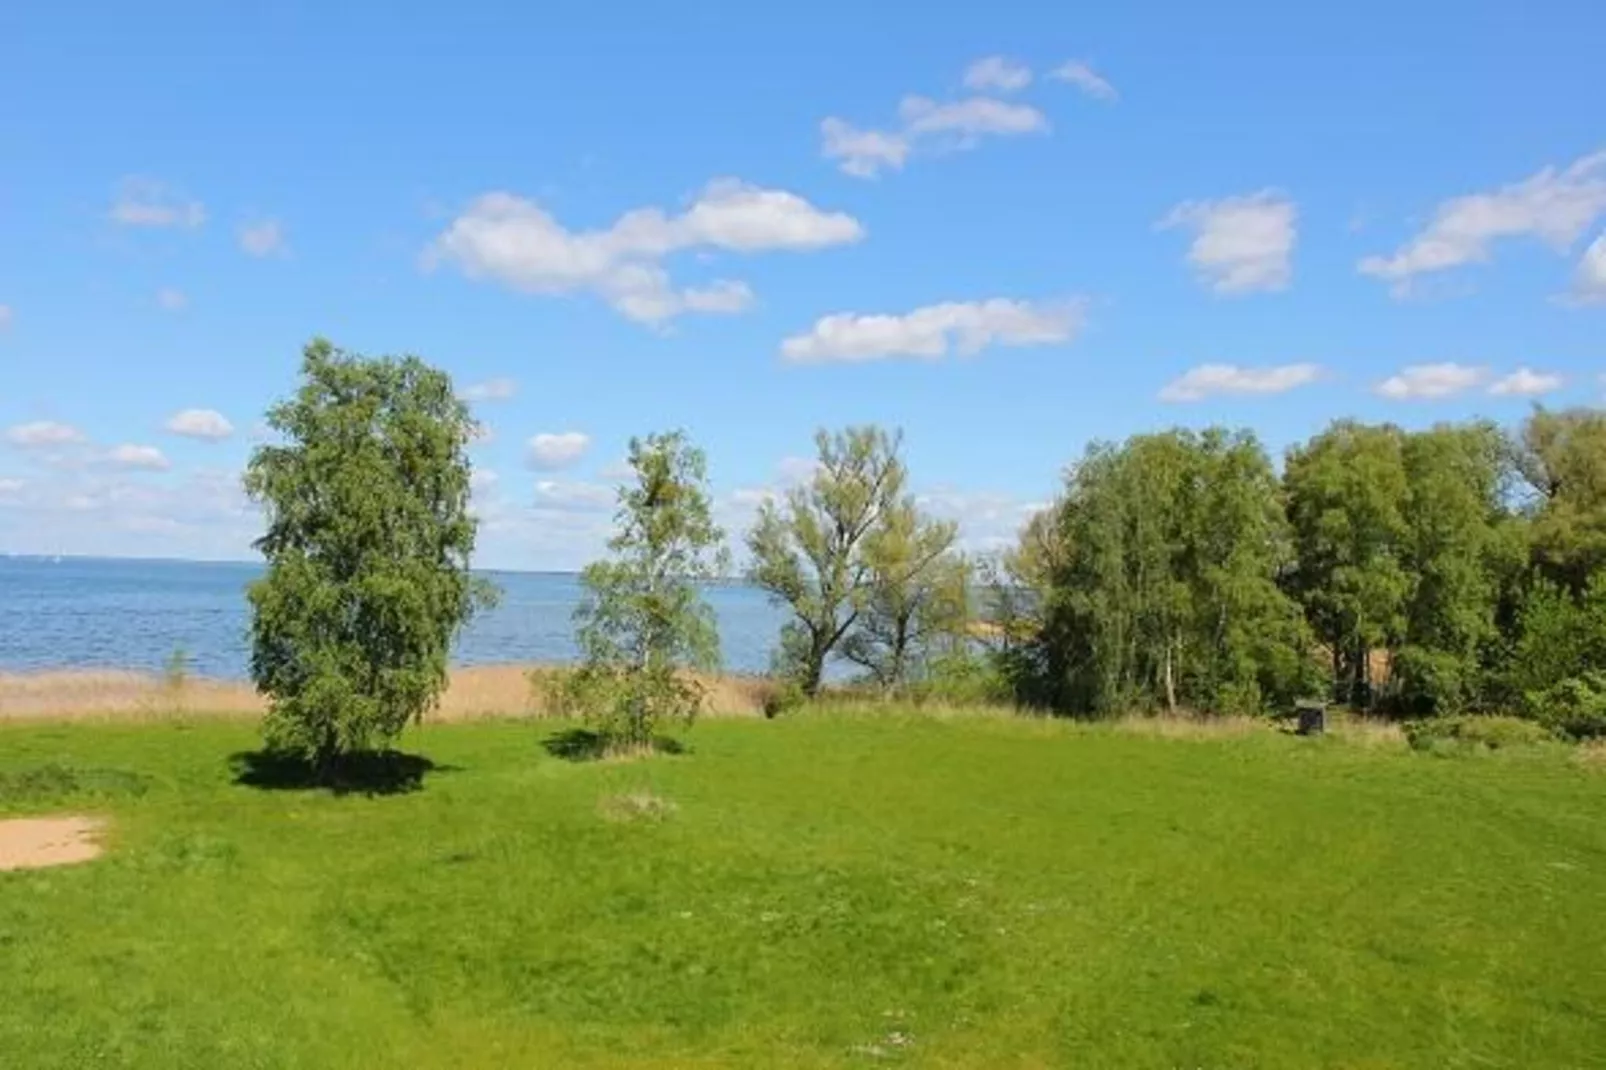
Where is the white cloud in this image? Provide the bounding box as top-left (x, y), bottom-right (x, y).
top-left (533, 479), bottom-right (616, 511)
top-left (821, 94), bottom-right (1048, 180)
top-left (470, 468), bottom-right (499, 492)
top-left (459, 378), bottom-right (518, 402)
top-left (425, 179), bottom-right (862, 323)
top-left (109, 177), bottom-right (206, 229)
top-left (0, 305), bottom-right (11, 330)
top-left (0, 466), bottom-right (257, 560)
top-left (239, 219), bottom-right (288, 257)
top-left (1488, 367), bottom-right (1564, 397)
top-left (963, 56), bottom-right (1032, 93)
top-left (1158, 362), bottom-right (1323, 402)
top-left (526, 431), bottom-right (591, 470)
top-left (1375, 363), bottom-right (1489, 400)
top-left (915, 489), bottom-right (1047, 553)
top-left (164, 408), bottom-right (234, 441)
top-left (1359, 150), bottom-right (1606, 295)
top-left (782, 298), bottom-right (1086, 363)
top-left (1571, 232), bottom-right (1606, 304)
top-left (106, 444), bottom-right (171, 471)
top-left (1159, 191), bottom-right (1297, 295)
top-left (898, 95), bottom-right (1048, 141)
top-left (0, 478), bottom-right (23, 497)
top-left (820, 118), bottom-right (911, 179)
top-left (6, 421), bottom-right (86, 448)
top-left (682, 279), bottom-right (756, 313)
top-left (156, 287), bottom-right (188, 311)
top-left (1050, 60), bottom-right (1118, 101)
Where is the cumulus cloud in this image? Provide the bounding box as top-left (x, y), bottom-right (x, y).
top-left (1050, 60), bottom-right (1118, 101)
top-left (109, 177), bottom-right (206, 229)
top-left (964, 56), bottom-right (1032, 93)
top-left (105, 444), bottom-right (171, 471)
top-left (1488, 367), bottom-right (1564, 397)
top-left (0, 304), bottom-right (11, 330)
top-left (782, 298), bottom-right (1085, 363)
top-left (164, 409), bottom-right (234, 441)
top-left (1159, 191), bottom-right (1297, 294)
top-left (1375, 363), bottom-right (1489, 400)
top-left (526, 431), bottom-right (591, 470)
top-left (239, 219), bottom-right (288, 257)
top-left (1571, 232), bottom-right (1606, 304)
top-left (459, 378), bottom-right (518, 403)
top-left (820, 119), bottom-right (912, 179)
top-left (1158, 362), bottom-right (1323, 402)
top-left (156, 287), bottom-right (188, 311)
top-left (821, 94), bottom-right (1048, 179)
top-left (425, 179), bottom-right (862, 324)
top-left (0, 478), bottom-right (23, 497)
top-left (1359, 150), bottom-right (1606, 296)
top-left (6, 421), bottom-right (86, 448)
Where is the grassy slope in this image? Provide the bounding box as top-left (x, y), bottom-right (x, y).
top-left (1, 715), bottom-right (1603, 1068)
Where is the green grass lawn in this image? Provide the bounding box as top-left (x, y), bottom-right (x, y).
top-left (2, 714), bottom-right (1604, 1068)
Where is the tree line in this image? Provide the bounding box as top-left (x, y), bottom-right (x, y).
top-left (243, 341), bottom-right (1606, 769)
top-left (993, 412), bottom-right (1606, 739)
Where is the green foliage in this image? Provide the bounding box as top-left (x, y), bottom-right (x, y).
top-left (915, 647), bottom-right (1014, 706)
top-left (244, 338), bottom-right (493, 766)
top-left (1525, 671), bottom-right (1606, 740)
top-left (568, 431), bottom-right (726, 749)
top-left (839, 496), bottom-right (969, 692)
top-left (761, 679), bottom-right (807, 718)
top-left (1023, 428), bottom-right (1314, 717)
top-left (1512, 406), bottom-right (1606, 590)
top-left (745, 426), bottom-right (906, 695)
top-left (1402, 714), bottom-right (1556, 752)
top-left (1284, 421), bottom-right (1412, 707)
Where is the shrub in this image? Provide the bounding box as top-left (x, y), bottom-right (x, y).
top-left (915, 649), bottom-right (1013, 707)
top-left (763, 680), bottom-right (807, 719)
top-left (1525, 672), bottom-right (1606, 741)
top-left (1403, 714), bottom-right (1555, 752)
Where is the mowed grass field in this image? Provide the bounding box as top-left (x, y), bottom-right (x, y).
top-left (2, 714), bottom-right (1604, 1068)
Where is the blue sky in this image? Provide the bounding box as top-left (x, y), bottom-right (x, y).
top-left (1, 0), bottom-right (1602, 568)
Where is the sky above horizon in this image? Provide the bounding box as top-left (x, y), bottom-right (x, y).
top-left (1, 1), bottom-right (1603, 569)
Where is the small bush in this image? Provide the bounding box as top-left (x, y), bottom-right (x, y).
top-left (916, 649), bottom-right (1014, 707)
top-left (763, 680), bottom-right (807, 719)
top-left (1525, 672), bottom-right (1606, 741)
top-left (1403, 714), bottom-right (1555, 752)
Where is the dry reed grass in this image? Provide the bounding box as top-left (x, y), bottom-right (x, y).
top-left (1575, 740), bottom-right (1606, 770)
top-left (1106, 712), bottom-right (1267, 740)
top-left (0, 665), bottom-right (773, 722)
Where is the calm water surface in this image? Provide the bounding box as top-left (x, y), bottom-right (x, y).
top-left (0, 556), bottom-right (786, 678)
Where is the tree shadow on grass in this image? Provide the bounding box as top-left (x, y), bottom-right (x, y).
top-left (228, 750), bottom-right (458, 797)
top-left (540, 728), bottom-right (688, 763)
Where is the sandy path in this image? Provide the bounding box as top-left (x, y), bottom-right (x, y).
top-left (0, 816), bottom-right (105, 871)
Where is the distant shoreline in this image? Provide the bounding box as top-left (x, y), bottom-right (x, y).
top-left (0, 664), bottom-right (775, 721)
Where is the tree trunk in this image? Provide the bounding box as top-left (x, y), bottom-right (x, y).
top-left (1163, 638), bottom-right (1177, 713)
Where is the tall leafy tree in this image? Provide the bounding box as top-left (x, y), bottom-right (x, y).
top-left (245, 339), bottom-right (492, 767)
top-left (746, 426), bottom-right (905, 696)
top-left (839, 497), bottom-right (968, 691)
top-left (1391, 422), bottom-right (1515, 713)
top-left (1026, 428), bottom-right (1311, 716)
top-left (1512, 406), bottom-right (1606, 591)
top-left (1283, 421), bottom-right (1412, 707)
top-left (568, 431), bottom-right (727, 749)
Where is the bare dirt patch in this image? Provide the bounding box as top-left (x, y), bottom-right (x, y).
top-left (0, 816), bottom-right (106, 871)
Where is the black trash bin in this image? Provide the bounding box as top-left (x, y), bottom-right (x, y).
top-left (1295, 700), bottom-right (1326, 736)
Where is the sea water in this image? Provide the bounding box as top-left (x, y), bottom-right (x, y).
top-left (0, 556), bottom-right (787, 678)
